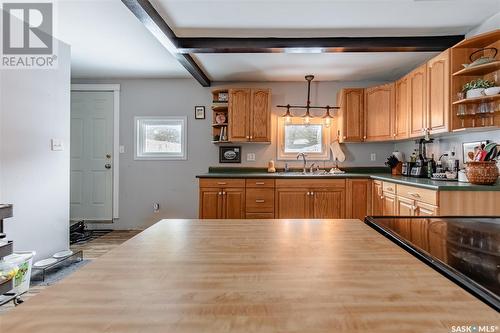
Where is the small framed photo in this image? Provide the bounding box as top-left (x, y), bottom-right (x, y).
top-left (218, 92), bottom-right (228, 102)
top-left (219, 146), bottom-right (241, 163)
top-left (194, 106), bottom-right (205, 119)
top-left (462, 141), bottom-right (487, 163)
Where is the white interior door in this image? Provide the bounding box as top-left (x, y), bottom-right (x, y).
top-left (71, 91), bottom-right (114, 221)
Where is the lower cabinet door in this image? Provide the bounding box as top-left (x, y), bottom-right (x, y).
top-left (199, 188), bottom-right (222, 219)
top-left (275, 189), bottom-right (310, 218)
top-left (397, 196), bottom-right (415, 216)
top-left (372, 181), bottom-right (383, 215)
top-left (223, 188), bottom-right (245, 219)
top-left (311, 189), bottom-right (345, 219)
top-left (347, 179), bottom-right (371, 220)
top-left (382, 193), bottom-right (397, 216)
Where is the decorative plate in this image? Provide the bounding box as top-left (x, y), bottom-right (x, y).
top-left (215, 113), bottom-right (226, 124)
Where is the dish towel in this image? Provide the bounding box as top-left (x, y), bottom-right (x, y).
top-left (330, 141), bottom-right (346, 162)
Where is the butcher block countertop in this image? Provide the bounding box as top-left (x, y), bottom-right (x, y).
top-left (1, 219), bottom-right (498, 333)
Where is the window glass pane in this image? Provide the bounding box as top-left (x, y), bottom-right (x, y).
top-left (284, 124), bottom-right (323, 153)
top-left (144, 123), bottom-right (182, 153)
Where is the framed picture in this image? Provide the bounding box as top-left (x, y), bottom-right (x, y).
top-left (219, 146), bottom-right (241, 163)
top-left (462, 141), bottom-right (487, 163)
top-left (194, 106), bottom-right (205, 119)
top-left (135, 116), bottom-right (187, 160)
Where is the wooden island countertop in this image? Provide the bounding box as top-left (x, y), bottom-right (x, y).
top-left (1, 219), bottom-right (498, 333)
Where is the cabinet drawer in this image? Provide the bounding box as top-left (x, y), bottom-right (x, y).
top-left (275, 179), bottom-right (345, 188)
top-left (246, 179), bottom-right (275, 188)
top-left (199, 178), bottom-right (245, 188)
top-left (246, 188), bottom-right (274, 212)
top-left (382, 182), bottom-right (396, 194)
top-left (397, 184), bottom-right (437, 205)
top-left (246, 212), bottom-right (274, 219)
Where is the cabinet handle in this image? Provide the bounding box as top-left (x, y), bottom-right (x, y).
top-left (311, 192), bottom-right (314, 195)
top-left (363, 136), bottom-right (367, 140)
top-left (386, 187), bottom-right (394, 192)
top-left (343, 136), bottom-right (347, 140)
top-left (217, 182), bottom-right (227, 185)
top-left (380, 196), bottom-right (384, 199)
top-left (307, 192), bottom-right (310, 196)
top-left (250, 136), bottom-right (253, 140)
top-left (255, 199), bottom-right (265, 203)
top-left (408, 192), bottom-right (420, 198)
top-left (223, 192), bottom-right (226, 195)
top-left (255, 182), bottom-right (265, 185)
top-left (246, 136), bottom-right (250, 139)
top-left (218, 192), bottom-right (222, 196)
top-left (412, 206), bottom-right (417, 212)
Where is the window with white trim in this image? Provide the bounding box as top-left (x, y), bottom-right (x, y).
top-left (135, 117), bottom-right (187, 160)
top-left (277, 118), bottom-right (330, 160)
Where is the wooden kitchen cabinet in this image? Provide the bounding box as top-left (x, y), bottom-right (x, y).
top-left (382, 192), bottom-right (397, 216)
top-left (228, 88), bottom-right (271, 143)
top-left (275, 188), bottom-right (310, 218)
top-left (372, 180), bottom-right (383, 216)
top-left (427, 50), bottom-right (450, 134)
top-left (275, 179), bottom-right (346, 219)
top-left (364, 83), bottom-right (395, 141)
top-left (395, 75), bottom-right (410, 140)
top-left (311, 189), bottom-right (345, 218)
top-left (199, 179), bottom-right (245, 219)
top-left (414, 201), bottom-right (439, 217)
top-left (346, 179), bottom-right (371, 220)
top-left (409, 64), bottom-right (427, 137)
top-left (228, 88), bottom-right (251, 142)
top-left (397, 196), bottom-right (415, 216)
top-left (336, 88), bottom-right (365, 142)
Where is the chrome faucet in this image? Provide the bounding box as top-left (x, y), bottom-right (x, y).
top-left (309, 162), bottom-right (316, 173)
top-left (297, 153), bottom-right (307, 174)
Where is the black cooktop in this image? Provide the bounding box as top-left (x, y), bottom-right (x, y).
top-left (365, 216), bottom-right (500, 311)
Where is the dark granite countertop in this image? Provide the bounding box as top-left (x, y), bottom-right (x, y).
top-left (196, 167), bottom-right (500, 191)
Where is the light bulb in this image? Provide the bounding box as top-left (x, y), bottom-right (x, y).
top-left (285, 115), bottom-right (292, 124)
top-left (323, 117), bottom-right (331, 128)
top-left (304, 115), bottom-right (311, 124)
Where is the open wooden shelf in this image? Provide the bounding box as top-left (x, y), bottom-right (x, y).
top-left (211, 140), bottom-right (232, 144)
top-left (211, 105), bottom-right (228, 112)
top-left (453, 94), bottom-right (500, 105)
top-left (211, 123), bottom-right (228, 127)
top-left (452, 61), bottom-right (500, 76)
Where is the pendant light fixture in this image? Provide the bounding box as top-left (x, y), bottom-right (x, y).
top-left (281, 104), bottom-right (293, 124)
top-left (278, 75), bottom-right (339, 125)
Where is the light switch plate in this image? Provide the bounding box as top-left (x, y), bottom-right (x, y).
top-left (119, 145), bottom-right (125, 154)
top-left (370, 153), bottom-right (376, 161)
top-left (247, 153), bottom-right (256, 161)
top-left (51, 139), bottom-right (63, 151)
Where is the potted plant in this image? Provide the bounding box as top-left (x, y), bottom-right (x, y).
top-left (462, 79), bottom-right (495, 98)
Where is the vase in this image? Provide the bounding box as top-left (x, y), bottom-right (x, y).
top-left (466, 88), bottom-right (485, 99)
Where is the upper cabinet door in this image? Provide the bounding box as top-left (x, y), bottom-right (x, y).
top-left (250, 89), bottom-right (271, 142)
top-left (228, 88), bottom-right (251, 142)
top-left (337, 88), bottom-right (365, 142)
top-left (409, 64), bottom-right (427, 137)
top-left (395, 75), bottom-right (410, 140)
top-left (364, 83), bottom-right (395, 142)
top-left (427, 50), bottom-right (450, 134)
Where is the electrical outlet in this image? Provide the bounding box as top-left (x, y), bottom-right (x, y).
top-left (370, 153), bottom-right (376, 161)
top-left (153, 203), bottom-right (160, 213)
top-left (247, 153), bottom-right (256, 161)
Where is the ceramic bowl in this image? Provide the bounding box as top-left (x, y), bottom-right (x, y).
top-left (484, 87), bottom-right (500, 96)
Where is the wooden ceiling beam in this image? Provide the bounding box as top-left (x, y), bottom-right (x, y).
top-left (121, 0), bottom-right (211, 87)
top-left (176, 36), bottom-right (464, 54)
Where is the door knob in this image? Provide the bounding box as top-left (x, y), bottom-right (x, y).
top-left (105, 163), bottom-right (112, 169)
top-left (106, 154), bottom-right (112, 159)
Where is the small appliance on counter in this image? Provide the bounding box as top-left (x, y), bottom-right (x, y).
top-left (402, 162), bottom-right (414, 176)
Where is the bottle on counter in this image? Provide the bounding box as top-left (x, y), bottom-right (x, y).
top-left (427, 154), bottom-right (436, 179)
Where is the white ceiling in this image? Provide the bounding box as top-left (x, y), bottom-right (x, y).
top-left (54, 0), bottom-right (500, 81)
top-left (56, 0), bottom-right (189, 79)
top-left (152, 0), bottom-right (500, 37)
top-left (194, 52), bottom-right (439, 82)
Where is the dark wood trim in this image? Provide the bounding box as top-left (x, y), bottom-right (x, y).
top-left (121, 0), bottom-right (211, 87)
top-left (176, 36), bottom-right (464, 53)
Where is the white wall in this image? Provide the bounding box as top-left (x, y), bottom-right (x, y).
top-left (466, 11), bottom-right (500, 37)
top-left (0, 41), bottom-right (71, 260)
top-left (72, 78), bottom-right (395, 229)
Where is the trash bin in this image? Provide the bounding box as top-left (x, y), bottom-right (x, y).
top-left (3, 251), bottom-right (35, 295)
